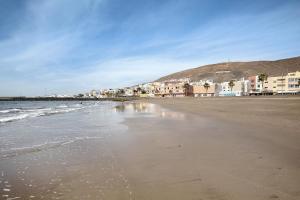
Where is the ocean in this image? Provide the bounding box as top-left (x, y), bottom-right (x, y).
top-left (0, 100), bottom-right (130, 199)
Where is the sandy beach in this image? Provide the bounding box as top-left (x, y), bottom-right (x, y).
top-left (1, 97), bottom-right (300, 199)
top-left (112, 97), bottom-right (300, 200)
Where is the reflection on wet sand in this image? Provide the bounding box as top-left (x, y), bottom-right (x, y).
top-left (114, 103), bottom-right (186, 120)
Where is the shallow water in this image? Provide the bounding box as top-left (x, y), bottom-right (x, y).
top-left (0, 101), bottom-right (130, 199)
top-left (0, 101), bottom-right (187, 199)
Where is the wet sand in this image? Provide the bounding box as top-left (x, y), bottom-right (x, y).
top-left (1, 97), bottom-right (300, 199)
top-left (112, 97), bottom-right (300, 200)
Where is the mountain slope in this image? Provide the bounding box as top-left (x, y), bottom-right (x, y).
top-left (156, 56), bottom-right (300, 83)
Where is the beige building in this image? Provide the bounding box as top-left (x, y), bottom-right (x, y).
top-left (263, 71), bottom-right (300, 94)
top-left (153, 81), bottom-right (187, 97)
top-left (286, 71), bottom-right (300, 93)
top-left (188, 81), bottom-right (216, 97)
top-left (153, 82), bottom-right (165, 97)
top-left (263, 76), bottom-right (279, 93)
top-left (188, 84), bottom-right (215, 97)
top-left (163, 81), bottom-right (186, 97)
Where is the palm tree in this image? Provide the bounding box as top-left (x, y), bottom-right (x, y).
top-left (137, 87), bottom-right (142, 94)
top-left (183, 83), bottom-right (190, 96)
top-left (169, 90), bottom-right (173, 97)
top-left (258, 73), bottom-right (268, 91)
top-left (228, 80), bottom-right (235, 93)
top-left (203, 82), bottom-right (210, 96)
top-left (116, 89), bottom-right (125, 97)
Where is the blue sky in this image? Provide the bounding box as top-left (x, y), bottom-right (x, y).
top-left (0, 0), bottom-right (300, 96)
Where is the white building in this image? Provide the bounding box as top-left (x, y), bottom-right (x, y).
top-left (217, 78), bottom-right (249, 96)
top-left (124, 87), bottom-right (134, 96)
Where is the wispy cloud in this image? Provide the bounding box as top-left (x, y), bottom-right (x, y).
top-left (0, 0), bottom-right (300, 96)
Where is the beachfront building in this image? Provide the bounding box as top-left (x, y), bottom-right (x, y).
top-left (243, 79), bottom-right (250, 95)
top-left (263, 76), bottom-right (287, 94)
top-left (274, 75), bottom-right (286, 94)
top-left (123, 87), bottom-right (134, 96)
top-left (152, 79), bottom-right (189, 97)
top-left (263, 76), bottom-right (278, 93)
top-left (188, 81), bottom-right (215, 97)
top-left (100, 88), bottom-right (117, 97)
top-left (248, 75), bottom-right (262, 94)
top-left (89, 90), bottom-right (98, 97)
top-left (139, 83), bottom-right (155, 97)
top-left (163, 81), bottom-right (186, 97)
top-left (260, 71), bottom-right (300, 94)
top-left (154, 82), bottom-right (165, 97)
top-left (217, 79), bottom-right (249, 96)
top-left (217, 81), bottom-right (233, 96)
top-left (286, 71), bottom-right (300, 94)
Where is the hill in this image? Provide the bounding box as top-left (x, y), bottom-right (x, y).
top-left (156, 56), bottom-right (300, 83)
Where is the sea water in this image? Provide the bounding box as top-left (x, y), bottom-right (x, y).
top-left (0, 101), bottom-right (129, 199)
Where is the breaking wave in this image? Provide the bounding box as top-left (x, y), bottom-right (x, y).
top-left (0, 103), bottom-right (88, 124)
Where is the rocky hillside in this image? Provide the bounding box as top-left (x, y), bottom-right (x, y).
top-left (156, 56), bottom-right (300, 83)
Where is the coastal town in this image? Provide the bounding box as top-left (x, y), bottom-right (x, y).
top-left (79, 70), bottom-right (300, 98)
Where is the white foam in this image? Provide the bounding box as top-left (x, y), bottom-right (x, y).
top-left (0, 105), bottom-right (85, 124)
top-left (0, 114), bottom-right (30, 123)
top-left (57, 105), bottom-right (68, 108)
top-left (0, 109), bottom-right (21, 113)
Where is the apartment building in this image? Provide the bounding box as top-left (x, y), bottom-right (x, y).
top-left (248, 75), bottom-right (262, 93)
top-left (153, 82), bottom-right (165, 97)
top-left (217, 79), bottom-right (248, 96)
top-left (286, 71), bottom-right (300, 94)
top-left (262, 71), bottom-right (300, 94)
top-left (188, 81), bottom-right (215, 97)
top-left (263, 76), bottom-right (278, 93)
top-left (163, 81), bottom-right (186, 97)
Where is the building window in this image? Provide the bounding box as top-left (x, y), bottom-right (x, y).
top-left (288, 78), bottom-right (295, 82)
top-left (288, 84), bottom-right (294, 88)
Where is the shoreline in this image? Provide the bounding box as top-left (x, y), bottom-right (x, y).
top-left (0, 97), bottom-right (299, 199)
top-left (0, 97), bottom-right (137, 102)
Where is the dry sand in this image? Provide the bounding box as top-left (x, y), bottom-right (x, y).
top-left (111, 97), bottom-right (300, 200)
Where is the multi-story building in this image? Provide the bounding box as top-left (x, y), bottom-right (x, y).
top-left (153, 82), bottom-right (165, 97)
top-left (139, 83), bottom-right (155, 97)
top-left (217, 79), bottom-right (248, 96)
top-left (286, 71), bottom-right (300, 94)
top-left (89, 90), bottom-right (98, 97)
top-left (124, 87), bottom-right (134, 96)
top-left (263, 76), bottom-right (278, 93)
top-left (262, 71), bottom-right (300, 94)
top-left (163, 81), bottom-right (186, 97)
top-left (274, 75), bottom-right (287, 94)
top-left (188, 81), bottom-right (215, 97)
top-left (248, 75), bottom-right (262, 93)
top-left (263, 74), bottom-right (290, 94)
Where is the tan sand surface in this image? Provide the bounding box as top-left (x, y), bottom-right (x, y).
top-left (111, 97), bottom-right (300, 200)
